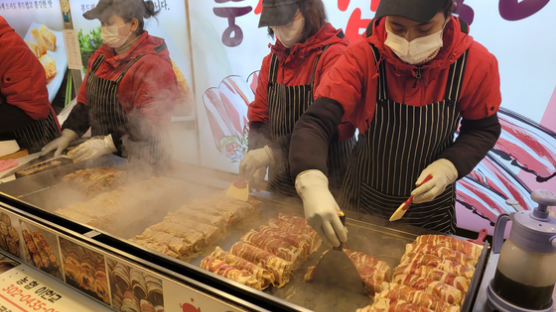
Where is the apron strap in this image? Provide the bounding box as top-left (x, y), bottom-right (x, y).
top-left (90, 54), bottom-right (105, 74)
top-left (268, 54), bottom-right (279, 85)
top-left (368, 44), bottom-right (388, 102)
top-left (443, 50), bottom-right (469, 106)
top-left (115, 55), bottom-right (145, 84)
top-left (309, 44), bottom-right (331, 89)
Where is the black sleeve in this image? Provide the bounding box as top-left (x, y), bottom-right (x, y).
top-left (0, 100), bottom-right (34, 132)
top-left (247, 121), bottom-right (272, 150)
top-left (62, 102), bottom-right (90, 136)
top-left (289, 97), bottom-right (344, 179)
top-left (440, 113), bottom-right (501, 179)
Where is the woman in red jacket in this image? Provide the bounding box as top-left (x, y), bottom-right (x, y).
top-left (290, 0), bottom-right (502, 246)
top-left (0, 16), bottom-right (60, 153)
top-left (240, 0), bottom-right (355, 196)
top-left (41, 0), bottom-right (179, 165)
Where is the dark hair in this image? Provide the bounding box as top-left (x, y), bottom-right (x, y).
top-left (267, 0), bottom-right (327, 43)
top-left (112, 0), bottom-right (160, 35)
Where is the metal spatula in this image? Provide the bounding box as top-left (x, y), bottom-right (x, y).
top-left (225, 179), bottom-right (249, 202)
top-left (311, 212), bottom-right (366, 294)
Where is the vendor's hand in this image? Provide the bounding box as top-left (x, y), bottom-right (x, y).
top-left (40, 129), bottom-right (78, 157)
top-left (411, 158), bottom-right (458, 204)
top-left (67, 134), bottom-right (117, 162)
top-left (249, 168), bottom-right (267, 191)
top-left (239, 145), bottom-right (273, 186)
top-left (295, 169), bottom-right (347, 247)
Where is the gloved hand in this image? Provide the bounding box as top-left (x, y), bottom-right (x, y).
top-left (239, 145), bottom-right (273, 187)
top-left (40, 129), bottom-right (79, 157)
top-left (411, 158), bottom-right (458, 204)
top-left (67, 134), bottom-right (117, 162)
top-left (250, 168), bottom-right (267, 191)
top-left (295, 169), bottom-right (347, 247)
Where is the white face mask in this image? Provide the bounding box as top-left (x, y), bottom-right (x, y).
top-left (271, 14), bottom-right (305, 48)
top-left (385, 28), bottom-right (444, 64)
top-left (101, 24), bottom-right (132, 49)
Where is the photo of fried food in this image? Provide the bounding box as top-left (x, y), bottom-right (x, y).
top-left (107, 258), bottom-right (164, 311)
top-left (18, 220), bottom-right (63, 280)
top-left (0, 212), bottom-right (20, 258)
top-left (59, 237), bottom-right (110, 304)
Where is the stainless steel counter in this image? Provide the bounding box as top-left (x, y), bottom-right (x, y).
top-left (0, 159), bottom-right (488, 311)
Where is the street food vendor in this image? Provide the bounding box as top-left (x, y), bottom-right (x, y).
top-left (290, 0), bottom-right (502, 246)
top-left (240, 0), bottom-right (355, 196)
top-left (0, 16), bottom-right (60, 153)
top-left (41, 0), bottom-right (179, 166)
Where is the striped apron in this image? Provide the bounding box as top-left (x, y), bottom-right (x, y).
top-left (267, 47), bottom-right (355, 196)
top-left (340, 45), bottom-right (468, 233)
top-left (87, 54), bottom-right (164, 165)
top-left (11, 109), bottom-right (60, 153)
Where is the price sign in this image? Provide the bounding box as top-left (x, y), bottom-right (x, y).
top-left (0, 266), bottom-right (110, 312)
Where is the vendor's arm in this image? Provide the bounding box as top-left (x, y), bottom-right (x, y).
top-left (0, 22), bottom-right (49, 121)
top-left (439, 44), bottom-right (502, 178)
top-left (118, 54), bottom-right (178, 153)
top-left (290, 43), bottom-right (370, 179)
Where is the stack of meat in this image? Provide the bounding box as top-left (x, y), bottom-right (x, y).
top-left (344, 249), bottom-right (392, 296)
top-left (60, 239), bottom-right (110, 304)
top-left (62, 167), bottom-right (126, 197)
top-left (357, 235), bottom-right (483, 311)
top-left (109, 260), bottom-right (164, 312)
top-left (21, 229), bottom-right (59, 275)
top-left (0, 212), bottom-right (19, 257)
top-left (132, 195), bottom-right (261, 260)
top-left (56, 176), bottom-right (191, 231)
top-left (200, 214), bottom-right (321, 290)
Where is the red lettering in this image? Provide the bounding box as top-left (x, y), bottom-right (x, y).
top-left (371, 0), bottom-right (381, 11)
top-left (344, 8), bottom-right (371, 43)
top-left (254, 0), bottom-right (262, 14)
top-left (338, 0), bottom-right (350, 11)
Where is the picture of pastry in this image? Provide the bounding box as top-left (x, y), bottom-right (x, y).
top-left (39, 24), bottom-right (56, 52)
top-left (25, 24), bottom-right (58, 83)
top-left (59, 237), bottom-right (110, 304)
top-left (39, 54), bottom-right (57, 82)
top-left (19, 221), bottom-right (63, 280)
top-left (0, 212), bottom-right (20, 258)
top-left (107, 258), bottom-right (164, 312)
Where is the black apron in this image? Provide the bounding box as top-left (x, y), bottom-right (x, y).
top-left (87, 54), bottom-right (164, 165)
top-left (340, 45), bottom-right (468, 233)
top-left (267, 47), bottom-right (355, 196)
top-left (11, 110), bottom-right (59, 153)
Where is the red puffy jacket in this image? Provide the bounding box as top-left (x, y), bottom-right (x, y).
top-left (77, 32), bottom-right (178, 126)
top-left (316, 17), bottom-right (501, 140)
top-left (0, 16), bottom-right (52, 120)
top-left (248, 23), bottom-right (349, 123)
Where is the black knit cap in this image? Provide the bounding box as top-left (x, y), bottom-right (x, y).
top-left (374, 0), bottom-right (452, 23)
top-left (258, 0), bottom-right (302, 28)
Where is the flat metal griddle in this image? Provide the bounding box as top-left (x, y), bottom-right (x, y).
top-left (0, 160), bottom-right (489, 311)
